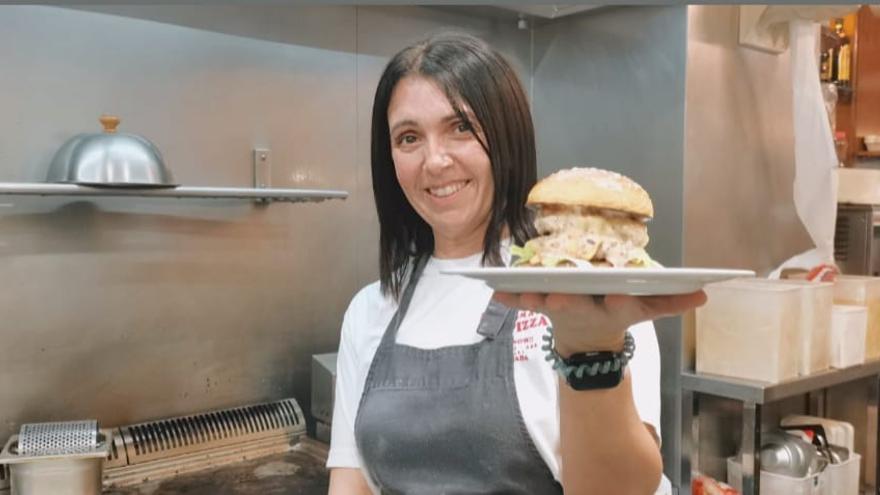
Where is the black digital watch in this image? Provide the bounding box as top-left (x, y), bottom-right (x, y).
top-left (542, 329), bottom-right (635, 391)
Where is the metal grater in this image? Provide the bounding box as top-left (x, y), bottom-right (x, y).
top-left (0, 420), bottom-right (110, 495)
top-left (18, 420), bottom-right (98, 457)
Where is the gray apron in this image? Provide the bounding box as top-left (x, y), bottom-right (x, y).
top-left (354, 257), bottom-right (563, 495)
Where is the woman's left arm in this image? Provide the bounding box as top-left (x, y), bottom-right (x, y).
top-left (557, 364), bottom-right (661, 494)
top-left (493, 291), bottom-right (706, 495)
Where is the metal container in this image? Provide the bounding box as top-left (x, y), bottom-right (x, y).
top-left (8, 456), bottom-right (103, 495)
top-left (0, 421), bottom-right (111, 495)
top-left (46, 115), bottom-right (175, 188)
top-left (311, 352), bottom-right (337, 424)
top-left (759, 431), bottom-right (822, 478)
top-left (311, 352), bottom-right (337, 443)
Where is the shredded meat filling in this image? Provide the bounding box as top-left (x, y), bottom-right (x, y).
top-left (526, 207), bottom-right (651, 267)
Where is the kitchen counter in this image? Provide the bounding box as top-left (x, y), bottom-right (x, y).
top-left (104, 438), bottom-right (330, 495)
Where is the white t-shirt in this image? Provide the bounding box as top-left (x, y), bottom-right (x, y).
top-left (327, 250), bottom-right (662, 488)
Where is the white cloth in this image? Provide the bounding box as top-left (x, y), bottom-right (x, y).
top-left (327, 249), bottom-right (662, 485)
top-left (769, 19), bottom-right (839, 278)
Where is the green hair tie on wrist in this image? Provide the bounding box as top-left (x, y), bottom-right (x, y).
top-left (541, 327), bottom-right (635, 380)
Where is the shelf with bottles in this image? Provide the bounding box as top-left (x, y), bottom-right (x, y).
top-left (822, 25), bottom-right (843, 45)
top-left (819, 20), bottom-right (854, 103)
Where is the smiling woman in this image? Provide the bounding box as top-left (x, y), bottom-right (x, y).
top-left (326, 32), bottom-right (706, 495)
top-left (370, 33), bottom-right (537, 299)
top-left (387, 76), bottom-right (496, 260)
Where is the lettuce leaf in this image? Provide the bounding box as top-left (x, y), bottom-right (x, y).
top-left (627, 247), bottom-right (662, 268)
top-left (512, 241), bottom-right (662, 269)
top-left (511, 242), bottom-right (579, 267)
top-left (510, 242), bottom-right (536, 266)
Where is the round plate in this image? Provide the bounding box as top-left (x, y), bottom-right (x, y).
top-left (440, 267), bottom-right (756, 295)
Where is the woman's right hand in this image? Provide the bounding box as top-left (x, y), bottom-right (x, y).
top-left (492, 290), bottom-right (707, 357)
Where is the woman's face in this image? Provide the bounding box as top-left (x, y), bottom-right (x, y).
top-left (387, 75), bottom-right (494, 257)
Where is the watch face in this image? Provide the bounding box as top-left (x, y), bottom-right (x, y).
top-left (553, 331), bottom-right (633, 391)
top-left (561, 352), bottom-right (626, 390)
top-left (567, 368), bottom-right (624, 391)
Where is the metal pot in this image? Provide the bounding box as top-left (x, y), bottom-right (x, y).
top-left (8, 455), bottom-right (104, 495)
top-left (47, 115), bottom-right (176, 188)
top-left (759, 431), bottom-right (820, 478)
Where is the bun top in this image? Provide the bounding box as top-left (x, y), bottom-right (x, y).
top-left (527, 167), bottom-right (654, 218)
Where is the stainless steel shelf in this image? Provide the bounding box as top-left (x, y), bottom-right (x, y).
top-left (681, 361), bottom-right (880, 495)
top-left (0, 182), bottom-right (348, 203)
top-left (681, 359), bottom-right (880, 404)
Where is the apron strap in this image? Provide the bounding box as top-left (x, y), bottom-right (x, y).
top-left (385, 256), bottom-right (514, 345)
top-left (477, 300), bottom-right (516, 340)
top-left (381, 255), bottom-right (430, 348)
top-left (397, 255), bottom-right (429, 319)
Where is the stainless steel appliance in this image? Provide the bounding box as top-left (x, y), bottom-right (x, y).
top-left (311, 353), bottom-right (338, 443)
top-left (834, 203), bottom-right (880, 275)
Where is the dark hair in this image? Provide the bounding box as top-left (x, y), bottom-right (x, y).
top-left (371, 32), bottom-right (537, 299)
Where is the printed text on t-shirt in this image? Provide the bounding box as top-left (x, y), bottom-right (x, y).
top-left (513, 310), bottom-right (551, 362)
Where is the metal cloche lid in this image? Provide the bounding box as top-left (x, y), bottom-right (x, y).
top-left (47, 115), bottom-right (176, 188)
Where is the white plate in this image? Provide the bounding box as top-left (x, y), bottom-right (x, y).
top-left (440, 267), bottom-right (756, 295)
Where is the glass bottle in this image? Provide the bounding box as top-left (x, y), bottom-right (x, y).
top-left (835, 19), bottom-right (851, 84)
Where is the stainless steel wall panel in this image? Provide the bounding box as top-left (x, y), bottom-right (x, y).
top-left (0, 3), bottom-right (359, 441)
top-left (532, 6), bottom-right (687, 271)
top-left (531, 6), bottom-right (689, 486)
top-left (684, 5), bottom-right (811, 275)
top-left (684, 6), bottom-right (820, 490)
top-left (0, 5), bottom-right (530, 442)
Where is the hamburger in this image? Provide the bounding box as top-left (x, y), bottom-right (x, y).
top-left (511, 167), bottom-right (659, 268)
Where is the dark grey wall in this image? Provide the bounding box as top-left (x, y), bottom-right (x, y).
top-left (531, 5), bottom-right (689, 486)
top-left (532, 6), bottom-right (687, 269)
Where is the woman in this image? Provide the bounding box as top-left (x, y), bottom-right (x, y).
top-left (327, 33), bottom-right (706, 494)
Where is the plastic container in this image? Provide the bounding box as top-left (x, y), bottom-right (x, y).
top-left (789, 280), bottom-right (832, 375)
top-left (727, 456), bottom-right (825, 495)
top-left (825, 452), bottom-right (861, 495)
top-left (830, 305), bottom-right (867, 368)
top-left (780, 416), bottom-right (855, 453)
top-left (833, 275), bottom-right (880, 360)
top-left (737, 279), bottom-right (833, 376)
top-left (697, 280), bottom-right (801, 382)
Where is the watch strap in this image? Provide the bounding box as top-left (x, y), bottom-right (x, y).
top-left (542, 327), bottom-right (635, 390)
